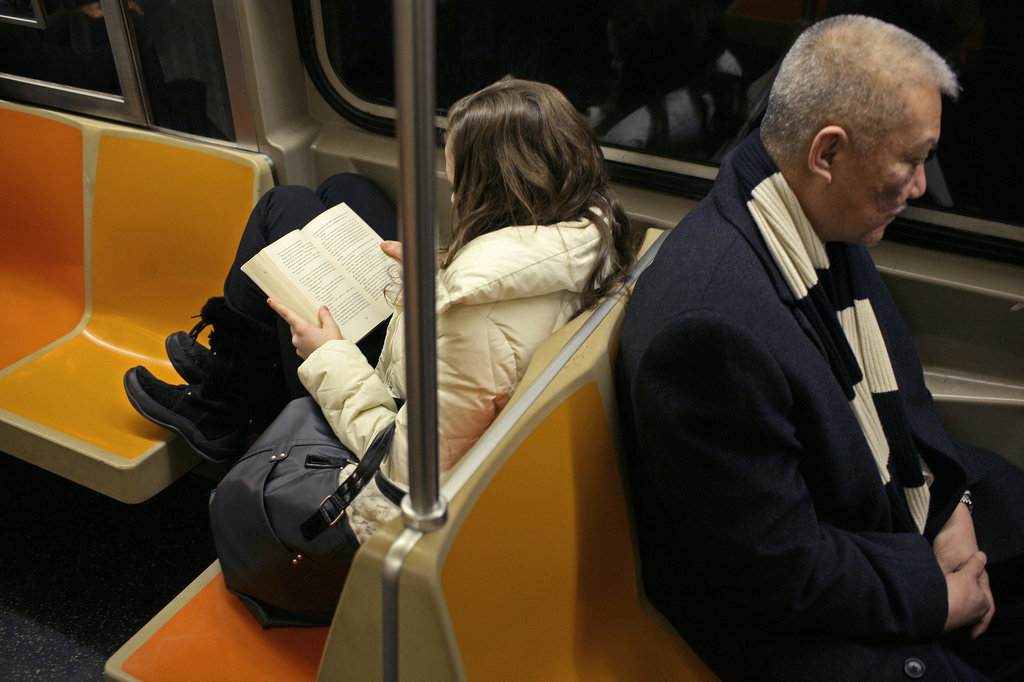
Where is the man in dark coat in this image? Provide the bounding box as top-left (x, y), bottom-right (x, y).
top-left (616, 15), bottom-right (1024, 681)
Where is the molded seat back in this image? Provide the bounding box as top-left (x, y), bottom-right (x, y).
top-left (0, 106), bottom-right (85, 369)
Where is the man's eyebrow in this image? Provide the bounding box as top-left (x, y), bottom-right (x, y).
top-left (908, 139), bottom-right (938, 159)
top-left (916, 139), bottom-right (939, 154)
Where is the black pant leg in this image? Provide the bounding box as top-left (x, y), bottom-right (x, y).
top-left (219, 186), bottom-right (328, 398)
top-left (220, 177), bottom-right (397, 396)
top-left (315, 172), bottom-right (398, 242)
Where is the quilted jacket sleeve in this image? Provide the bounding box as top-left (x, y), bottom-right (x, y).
top-left (297, 337), bottom-right (398, 457)
top-left (297, 301), bottom-right (518, 485)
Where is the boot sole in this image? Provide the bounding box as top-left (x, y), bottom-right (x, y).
top-left (123, 370), bottom-right (244, 465)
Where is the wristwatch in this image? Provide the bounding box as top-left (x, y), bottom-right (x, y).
top-left (959, 489), bottom-right (973, 514)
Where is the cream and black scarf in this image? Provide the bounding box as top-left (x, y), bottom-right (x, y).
top-left (747, 173), bottom-right (931, 533)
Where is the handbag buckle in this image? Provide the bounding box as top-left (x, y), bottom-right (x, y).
top-left (318, 494), bottom-right (346, 526)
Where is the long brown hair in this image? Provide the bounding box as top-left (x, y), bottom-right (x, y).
top-left (443, 79), bottom-right (642, 314)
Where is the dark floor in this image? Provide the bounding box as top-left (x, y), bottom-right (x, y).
top-left (0, 452), bottom-right (219, 681)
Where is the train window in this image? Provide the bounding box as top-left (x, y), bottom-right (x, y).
top-left (0, 1), bottom-right (125, 96)
top-left (126, 0), bottom-right (236, 140)
top-left (302, 0), bottom-right (1024, 263)
top-left (0, 0), bottom-right (48, 28)
top-left (0, 0), bottom-right (244, 144)
top-left (316, 0), bottom-right (612, 115)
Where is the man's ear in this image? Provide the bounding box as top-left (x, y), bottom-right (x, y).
top-left (807, 125), bottom-right (848, 184)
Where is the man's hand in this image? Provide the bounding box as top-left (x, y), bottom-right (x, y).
top-left (267, 298), bottom-right (342, 359)
top-left (943, 551), bottom-right (994, 639)
top-left (935, 501), bottom-right (994, 639)
top-left (933, 500), bottom-right (979, 573)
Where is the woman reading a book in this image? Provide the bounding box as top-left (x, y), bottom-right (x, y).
top-left (124, 78), bottom-right (641, 540)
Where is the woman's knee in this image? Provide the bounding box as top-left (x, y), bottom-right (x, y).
top-left (255, 185), bottom-right (325, 242)
top-left (261, 185), bottom-right (322, 215)
top-left (316, 173), bottom-right (382, 204)
top-left (316, 173), bottom-right (397, 240)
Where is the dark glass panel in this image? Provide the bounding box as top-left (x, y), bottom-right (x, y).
top-left (0, 1), bottom-right (122, 94)
top-left (128, 0), bottom-right (234, 140)
top-left (315, 0), bottom-right (1024, 231)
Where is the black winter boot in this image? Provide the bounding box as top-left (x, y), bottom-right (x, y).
top-left (124, 297), bottom-right (288, 463)
top-left (165, 331), bottom-right (210, 383)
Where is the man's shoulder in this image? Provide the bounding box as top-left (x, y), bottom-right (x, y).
top-left (632, 211), bottom-right (775, 312)
top-left (620, 216), bottom-right (795, 378)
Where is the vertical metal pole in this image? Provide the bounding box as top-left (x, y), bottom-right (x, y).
top-left (393, 0), bottom-right (447, 532)
top-left (386, 1), bottom-right (448, 679)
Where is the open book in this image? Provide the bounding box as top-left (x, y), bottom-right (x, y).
top-left (241, 202), bottom-right (394, 341)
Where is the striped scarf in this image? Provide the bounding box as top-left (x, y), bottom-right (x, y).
top-left (747, 173), bottom-right (931, 533)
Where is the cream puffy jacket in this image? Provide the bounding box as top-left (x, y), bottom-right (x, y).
top-left (298, 216), bottom-right (604, 541)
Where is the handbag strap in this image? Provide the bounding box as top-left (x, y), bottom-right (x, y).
top-left (374, 470), bottom-right (406, 507)
top-left (300, 421), bottom-right (396, 541)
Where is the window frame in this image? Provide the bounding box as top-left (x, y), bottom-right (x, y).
top-left (0, 0), bottom-right (49, 29)
top-left (0, 0), bottom-right (148, 125)
top-left (0, 0), bottom-right (258, 149)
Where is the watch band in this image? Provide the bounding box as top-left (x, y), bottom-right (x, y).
top-left (959, 489), bottom-right (973, 513)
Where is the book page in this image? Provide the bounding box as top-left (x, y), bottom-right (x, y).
top-left (301, 203), bottom-right (394, 313)
top-left (241, 227), bottom-right (389, 341)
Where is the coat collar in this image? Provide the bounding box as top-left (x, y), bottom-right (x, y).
top-left (435, 215), bottom-right (602, 312)
top-left (713, 131), bottom-right (801, 309)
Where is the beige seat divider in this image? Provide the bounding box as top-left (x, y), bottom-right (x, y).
top-left (0, 101), bottom-right (274, 503)
top-left (324, 228), bottom-right (718, 680)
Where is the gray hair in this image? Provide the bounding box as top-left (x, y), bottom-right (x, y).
top-left (761, 14), bottom-right (959, 166)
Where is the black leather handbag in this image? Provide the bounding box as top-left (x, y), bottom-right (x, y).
top-left (209, 396), bottom-right (401, 628)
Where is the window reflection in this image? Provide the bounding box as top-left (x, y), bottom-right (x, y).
top-left (588, 0), bottom-right (745, 161)
top-left (0, 1), bottom-right (122, 94)
top-left (322, 0), bottom-right (612, 112)
top-left (0, 0), bottom-right (234, 141)
top-left (322, 0), bottom-right (393, 104)
top-left (0, 0), bottom-right (47, 27)
top-left (128, 0), bottom-right (233, 140)
top-left (320, 0), bottom-right (1023, 228)
top-left (946, 1), bottom-right (1024, 226)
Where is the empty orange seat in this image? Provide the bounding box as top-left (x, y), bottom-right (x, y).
top-left (0, 103), bottom-right (273, 502)
top-left (108, 563), bottom-right (327, 682)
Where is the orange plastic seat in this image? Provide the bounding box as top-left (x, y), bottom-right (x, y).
top-left (109, 563), bottom-right (327, 682)
top-left (0, 107), bottom-right (85, 370)
top-left (0, 103), bottom-right (273, 502)
top-left (441, 383), bottom-right (714, 680)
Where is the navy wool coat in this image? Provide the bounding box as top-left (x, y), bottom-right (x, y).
top-left (615, 132), bottom-right (1024, 681)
